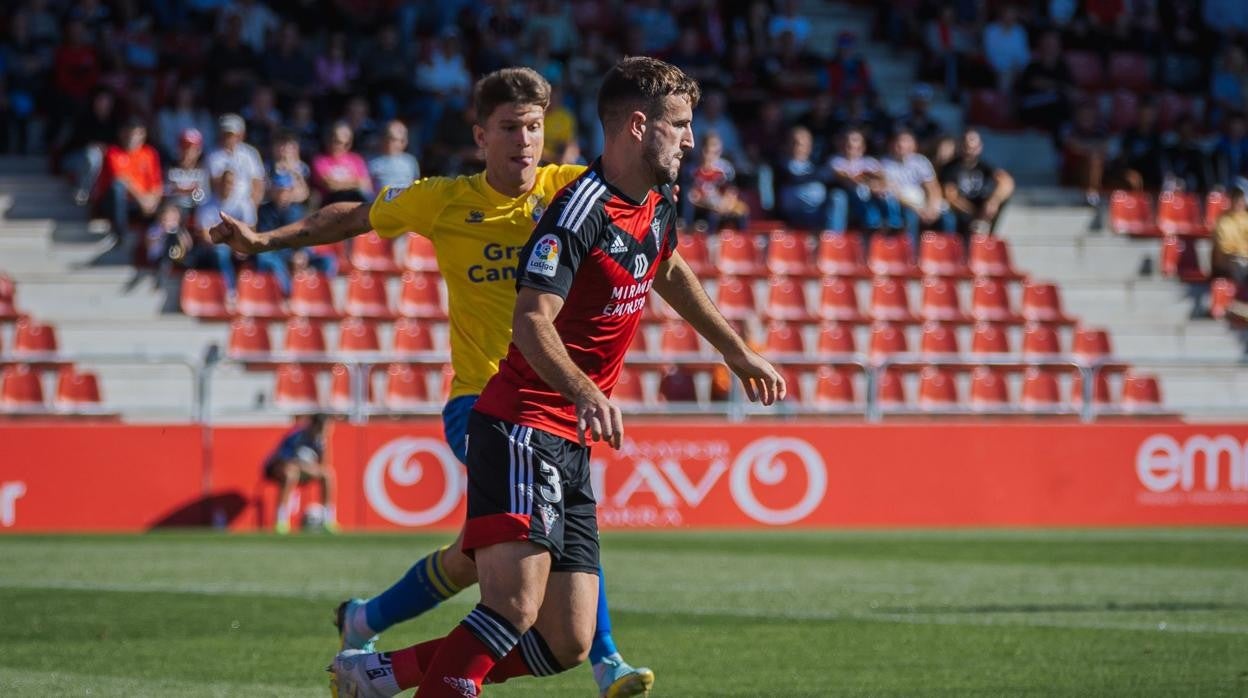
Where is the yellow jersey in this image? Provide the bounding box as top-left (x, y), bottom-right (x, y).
top-left (369, 164), bottom-right (586, 399)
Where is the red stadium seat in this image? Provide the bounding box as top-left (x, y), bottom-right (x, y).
top-left (1108, 190), bottom-right (1158, 237)
top-left (1156, 92), bottom-right (1201, 132)
top-left (660, 321), bottom-right (703, 355)
top-left (1211, 278), bottom-right (1237, 320)
top-left (1064, 50), bottom-right (1104, 90)
top-left (919, 321), bottom-right (961, 359)
top-left (918, 366), bottom-right (958, 409)
top-left (657, 365), bottom-right (699, 403)
top-left (869, 277), bottom-right (917, 323)
top-left (628, 326), bottom-right (650, 354)
top-left (289, 270), bottom-right (342, 319)
top-left (970, 366), bottom-right (1010, 411)
top-left (867, 235), bottom-right (918, 277)
top-left (338, 318), bottom-right (381, 353)
top-left (612, 366), bottom-right (646, 406)
top-left (392, 318), bottom-right (435, 354)
top-left (778, 365), bottom-right (804, 404)
top-left (1022, 322), bottom-right (1063, 361)
top-left (868, 323), bottom-right (908, 363)
top-left (1108, 90), bottom-right (1140, 133)
top-left (1107, 52), bottom-right (1151, 93)
top-left (716, 276), bottom-right (757, 320)
top-left (1071, 372), bottom-right (1113, 406)
top-left (1160, 236), bottom-right (1208, 282)
top-left (816, 322), bottom-right (857, 356)
top-left (1121, 373), bottom-right (1162, 411)
top-left (968, 234), bottom-right (1023, 280)
top-left (919, 276), bottom-right (970, 324)
top-left (13, 318), bottom-right (58, 356)
top-left (814, 366), bottom-right (856, 407)
top-left (1021, 282), bottom-right (1075, 325)
top-left (180, 270), bottom-right (230, 319)
top-left (676, 233), bottom-right (715, 278)
top-left (766, 230), bottom-right (817, 277)
top-left (1, 364), bottom-right (43, 409)
top-left (1021, 368), bottom-right (1063, 411)
top-left (397, 271), bottom-right (445, 320)
top-left (1206, 191), bottom-right (1231, 232)
top-left (970, 321), bottom-right (1012, 356)
top-left (1157, 192), bottom-right (1205, 237)
top-left (0, 274), bottom-right (20, 321)
top-left (274, 364), bottom-right (320, 410)
top-left (283, 317), bottom-right (327, 357)
top-left (55, 366), bottom-right (101, 408)
top-left (350, 232), bottom-right (400, 274)
top-left (235, 270), bottom-right (287, 320)
top-left (764, 276), bottom-right (813, 322)
top-left (966, 89), bottom-right (1016, 130)
top-left (314, 242), bottom-right (351, 275)
top-left (402, 234), bottom-right (439, 272)
top-left (818, 276), bottom-right (867, 323)
top-left (717, 230), bottom-right (765, 276)
top-left (764, 322), bottom-right (806, 355)
top-left (344, 272), bottom-right (395, 319)
top-left (385, 364), bottom-right (430, 408)
top-left (227, 317), bottom-right (272, 358)
top-left (918, 233), bottom-right (970, 278)
top-left (875, 367), bottom-right (907, 407)
top-left (330, 363), bottom-right (373, 409)
top-left (817, 231), bottom-right (869, 278)
top-left (1072, 327), bottom-right (1112, 365)
top-left (970, 277), bottom-right (1021, 324)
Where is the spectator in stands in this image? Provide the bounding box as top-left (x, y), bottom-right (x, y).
top-left (625, 0), bottom-right (679, 55)
top-left (1, 9), bottom-right (48, 155)
top-left (196, 168), bottom-right (252, 297)
top-left (1210, 46), bottom-right (1248, 129)
top-left (941, 129), bottom-right (1014, 238)
top-left (723, 41), bottom-right (767, 108)
top-left (1016, 31), bottom-right (1074, 141)
top-left (668, 27), bottom-right (722, 88)
top-left (826, 32), bottom-right (874, 100)
top-left (341, 96), bottom-right (378, 155)
top-left (773, 125), bottom-right (829, 230)
top-left (828, 127), bottom-right (890, 234)
top-left (146, 201), bottom-right (219, 278)
top-left (768, 0), bottom-right (811, 47)
top-left (683, 131), bottom-right (749, 232)
top-left (220, 0), bottom-right (278, 55)
top-left (156, 84), bottom-right (215, 161)
top-left (797, 93), bottom-right (838, 163)
top-left (1108, 100), bottom-right (1163, 191)
top-left (1162, 117), bottom-right (1215, 194)
top-left (695, 91), bottom-right (743, 166)
top-left (761, 29), bottom-right (822, 98)
top-left (269, 130), bottom-right (310, 206)
top-left (206, 113), bottom-right (265, 216)
top-left (254, 171), bottom-right (331, 296)
top-left (744, 101), bottom-right (786, 173)
top-left (1060, 102), bottom-right (1110, 208)
top-left (263, 413), bottom-right (336, 535)
top-left (205, 11), bottom-right (259, 113)
top-left (899, 84), bottom-right (943, 152)
top-left (923, 5), bottom-right (973, 100)
top-left (526, 0), bottom-right (576, 57)
top-left (241, 84), bottom-right (282, 156)
top-left (312, 121), bottom-right (371, 204)
top-left (164, 128), bottom-right (208, 217)
top-left (541, 83), bottom-right (577, 164)
top-left (413, 30), bottom-right (472, 147)
top-left (368, 120), bottom-right (419, 192)
top-left (360, 25), bottom-right (413, 123)
top-left (95, 117), bottom-right (163, 243)
top-left (264, 22), bottom-right (312, 106)
top-left (882, 128), bottom-right (954, 244)
top-left (314, 32), bottom-right (358, 113)
top-left (1214, 113), bottom-right (1248, 194)
top-left (1212, 187), bottom-right (1248, 285)
top-left (287, 97), bottom-right (320, 161)
top-left (61, 87), bottom-right (118, 205)
top-left (982, 5), bottom-right (1029, 92)
top-left (49, 19), bottom-right (100, 136)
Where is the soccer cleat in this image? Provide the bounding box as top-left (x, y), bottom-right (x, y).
top-left (327, 649), bottom-right (394, 698)
top-left (595, 654), bottom-right (655, 698)
top-left (274, 519), bottom-right (290, 535)
top-left (335, 599), bottom-right (378, 652)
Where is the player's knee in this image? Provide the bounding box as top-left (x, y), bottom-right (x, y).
top-left (547, 631), bottom-right (592, 668)
top-left (280, 462), bottom-right (300, 484)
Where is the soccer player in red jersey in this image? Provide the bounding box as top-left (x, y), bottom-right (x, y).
top-left (330, 56), bottom-right (785, 698)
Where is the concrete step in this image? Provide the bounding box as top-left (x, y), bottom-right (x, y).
top-left (15, 276), bottom-right (168, 321)
top-left (1144, 366), bottom-right (1248, 411)
top-left (55, 318), bottom-right (224, 356)
top-left (0, 239), bottom-right (128, 276)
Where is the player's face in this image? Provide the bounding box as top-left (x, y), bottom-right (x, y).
top-left (476, 102), bottom-right (545, 189)
top-left (642, 94), bottom-right (694, 187)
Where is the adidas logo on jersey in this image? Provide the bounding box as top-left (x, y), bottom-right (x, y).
top-left (609, 235), bottom-right (627, 254)
top-left (443, 676), bottom-right (479, 697)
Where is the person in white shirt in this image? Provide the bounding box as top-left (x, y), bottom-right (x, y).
top-left (367, 120), bottom-right (420, 192)
top-left (827, 128), bottom-right (890, 233)
top-left (205, 113), bottom-right (265, 215)
top-left (983, 6), bottom-right (1030, 91)
top-left (882, 128), bottom-right (955, 244)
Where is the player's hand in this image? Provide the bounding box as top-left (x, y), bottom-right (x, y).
top-left (725, 349), bottom-right (786, 406)
top-left (574, 388), bottom-right (624, 449)
top-left (208, 211), bottom-right (266, 255)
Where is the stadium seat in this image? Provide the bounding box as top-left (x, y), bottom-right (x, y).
top-left (314, 242), bottom-right (351, 275)
top-left (919, 276), bottom-right (970, 324)
top-left (968, 234), bottom-right (1023, 279)
top-left (273, 364), bottom-right (319, 410)
top-left (778, 365), bottom-right (805, 404)
top-left (1160, 236), bottom-right (1208, 282)
top-left (969, 366), bottom-right (1010, 411)
top-left (350, 232), bottom-right (400, 274)
top-left (235, 270), bottom-right (287, 320)
top-left (970, 277), bottom-right (1021, 324)
top-left (1071, 372), bottom-right (1113, 407)
top-left (717, 230), bottom-right (765, 276)
top-left (392, 317), bottom-right (435, 354)
top-left (966, 89), bottom-right (1016, 130)
top-left (875, 367), bottom-right (907, 407)
top-left (676, 233), bottom-right (715, 278)
top-left (919, 321), bottom-right (961, 360)
top-left (816, 231), bottom-right (869, 278)
top-left (397, 271), bottom-right (445, 320)
top-left (227, 317), bottom-right (272, 358)
top-left (1206, 191), bottom-right (1231, 232)
top-left (1121, 373), bottom-right (1162, 411)
top-left (628, 326), bottom-right (650, 354)
top-left (1157, 192), bottom-right (1205, 238)
top-left (1108, 190), bottom-right (1158, 237)
top-left (815, 322), bottom-right (857, 356)
top-left (385, 363), bottom-right (430, 408)
top-left (918, 366), bottom-right (959, 410)
top-left (402, 234), bottom-right (439, 272)
top-left (1064, 50), bottom-right (1104, 90)
top-left (1071, 328), bottom-right (1112, 365)
top-left (660, 320), bottom-right (703, 355)
top-left (869, 277), bottom-right (917, 323)
top-left (12, 318), bottom-right (58, 357)
top-left (330, 363), bottom-right (373, 409)
top-left (282, 317), bottom-right (327, 357)
top-left (1020, 368), bottom-right (1063, 411)
top-left (1107, 90), bottom-right (1140, 133)
top-left (1022, 322), bottom-right (1063, 361)
top-left (180, 270), bottom-right (230, 319)
top-left (868, 323), bottom-right (908, 363)
top-left (338, 317), bottom-right (381, 353)
top-left (918, 233), bottom-right (970, 278)
top-left (867, 235), bottom-right (918, 278)
top-left (344, 272), bottom-right (396, 319)
top-left (1021, 282), bottom-right (1076, 325)
top-left (1211, 278), bottom-right (1237, 320)
top-left (766, 230), bottom-right (818, 277)
top-left (1156, 92), bottom-right (1201, 132)
top-left (1, 364), bottom-right (43, 409)
top-left (716, 276), bottom-right (758, 320)
top-left (764, 276), bottom-right (813, 322)
top-left (0, 274), bottom-right (20, 322)
top-left (764, 322), bottom-right (806, 355)
top-left (1107, 52), bottom-right (1151, 93)
top-left (54, 366), bottom-right (101, 408)
top-left (657, 365), bottom-right (699, 403)
top-left (813, 366), bottom-right (856, 407)
top-left (612, 366), bottom-right (646, 406)
top-left (817, 276), bottom-right (867, 323)
top-left (289, 270), bottom-right (342, 319)
top-left (970, 321), bottom-right (1012, 356)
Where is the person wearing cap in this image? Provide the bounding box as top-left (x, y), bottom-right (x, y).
top-left (206, 113), bottom-right (266, 214)
top-left (95, 117), bottom-right (163, 242)
top-left (164, 128), bottom-right (209, 217)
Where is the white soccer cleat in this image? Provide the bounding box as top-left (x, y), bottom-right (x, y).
top-left (594, 653), bottom-right (655, 698)
top-left (327, 649), bottom-right (396, 698)
top-left (335, 598), bottom-right (378, 652)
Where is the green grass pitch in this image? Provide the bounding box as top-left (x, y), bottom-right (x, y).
top-left (2, 529), bottom-right (1247, 697)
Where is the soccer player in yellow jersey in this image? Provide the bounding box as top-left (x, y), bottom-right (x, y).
top-left (209, 67), bottom-right (654, 698)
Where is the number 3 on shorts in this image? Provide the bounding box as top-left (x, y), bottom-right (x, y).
top-left (536, 460), bottom-right (562, 503)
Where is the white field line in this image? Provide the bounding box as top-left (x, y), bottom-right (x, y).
top-left (2, 578), bottom-right (1245, 636)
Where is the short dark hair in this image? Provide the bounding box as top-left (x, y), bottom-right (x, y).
top-left (473, 67), bottom-right (551, 124)
top-left (597, 56), bottom-right (701, 131)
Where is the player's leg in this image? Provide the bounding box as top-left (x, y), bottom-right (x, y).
top-left (273, 460), bottom-right (300, 535)
top-left (301, 461), bottom-right (338, 530)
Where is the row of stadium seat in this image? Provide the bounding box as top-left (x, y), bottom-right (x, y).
top-left (1109, 190), bottom-right (1229, 238)
top-left (0, 364), bottom-right (106, 413)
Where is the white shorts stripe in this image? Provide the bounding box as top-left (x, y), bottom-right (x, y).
top-left (507, 424), bottom-right (520, 514)
top-left (523, 427), bottom-right (535, 516)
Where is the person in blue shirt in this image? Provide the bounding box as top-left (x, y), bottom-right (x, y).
top-left (262, 413), bottom-right (335, 534)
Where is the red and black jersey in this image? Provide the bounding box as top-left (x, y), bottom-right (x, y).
top-left (475, 159), bottom-right (678, 443)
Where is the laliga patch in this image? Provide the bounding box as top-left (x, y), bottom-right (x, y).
top-left (526, 233), bottom-right (560, 277)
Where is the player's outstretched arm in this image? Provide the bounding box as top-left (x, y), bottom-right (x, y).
top-left (512, 287), bottom-right (624, 449)
top-left (654, 251), bottom-right (786, 405)
top-left (206, 201), bottom-right (373, 255)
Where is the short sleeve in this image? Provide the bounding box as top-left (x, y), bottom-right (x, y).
top-left (368, 176), bottom-right (455, 240)
top-left (514, 179), bottom-right (604, 299)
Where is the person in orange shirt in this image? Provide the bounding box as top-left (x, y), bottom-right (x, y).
top-left (96, 117), bottom-right (163, 243)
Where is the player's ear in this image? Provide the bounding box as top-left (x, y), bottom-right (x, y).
top-left (628, 111), bottom-right (647, 143)
top-left (472, 124), bottom-right (486, 150)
